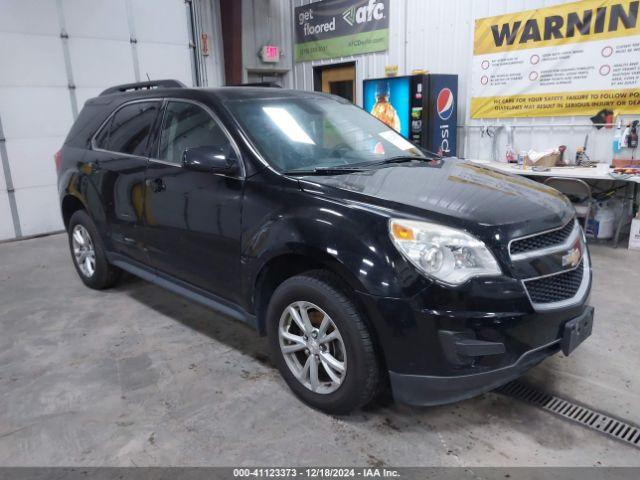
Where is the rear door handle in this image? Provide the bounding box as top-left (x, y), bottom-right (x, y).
top-left (146, 178), bottom-right (165, 193)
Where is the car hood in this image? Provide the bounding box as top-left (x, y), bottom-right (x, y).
top-left (297, 159), bottom-right (574, 235)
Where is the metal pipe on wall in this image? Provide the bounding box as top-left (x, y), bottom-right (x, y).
top-left (186, 0), bottom-right (202, 86)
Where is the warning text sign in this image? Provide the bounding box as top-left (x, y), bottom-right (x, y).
top-left (471, 0), bottom-right (640, 118)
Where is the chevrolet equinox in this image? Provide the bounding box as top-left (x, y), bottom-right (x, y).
top-left (57, 80), bottom-right (594, 414)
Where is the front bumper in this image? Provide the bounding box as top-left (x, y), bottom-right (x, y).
top-left (389, 339), bottom-right (558, 406)
top-left (357, 282), bottom-right (594, 406)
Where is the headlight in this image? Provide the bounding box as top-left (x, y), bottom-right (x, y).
top-left (389, 219), bottom-right (501, 285)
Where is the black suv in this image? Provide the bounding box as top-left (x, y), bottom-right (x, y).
top-left (57, 80), bottom-right (594, 414)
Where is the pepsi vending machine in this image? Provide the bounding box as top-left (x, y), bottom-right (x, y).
top-left (363, 74), bottom-right (458, 156)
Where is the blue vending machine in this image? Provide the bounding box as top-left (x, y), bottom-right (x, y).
top-left (363, 74), bottom-right (458, 157)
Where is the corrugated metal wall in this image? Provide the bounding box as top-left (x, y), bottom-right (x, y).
top-left (242, 0), bottom-right (294, 87)
top-left (292, 0), bottom-right (632, 164)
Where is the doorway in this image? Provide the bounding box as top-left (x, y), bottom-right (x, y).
top-left (246, 68), bottom-right (289, 87)
top-left (313, 62), bottom-right (356, 103)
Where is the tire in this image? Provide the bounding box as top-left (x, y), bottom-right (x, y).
top-left (266, 270), bottom-right (379, 414)
top-left (67, 209), bottom-right (121, 290)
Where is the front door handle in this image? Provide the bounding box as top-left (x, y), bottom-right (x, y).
top-left (146, 178), bottom-right (165, 193)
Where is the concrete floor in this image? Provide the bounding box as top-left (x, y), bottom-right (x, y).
top-left (0, 233), bottom-right (638, 467)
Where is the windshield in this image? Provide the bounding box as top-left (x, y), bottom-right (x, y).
top-left (225, 96), bottom-right (427, 172)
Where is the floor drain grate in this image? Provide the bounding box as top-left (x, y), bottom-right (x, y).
top-left (497, 380), bottom-right (640, 449)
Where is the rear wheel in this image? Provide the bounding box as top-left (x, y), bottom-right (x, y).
top-left (266, 271), bottom-right (379, 414)
top-left (68, 210), bottom-right (121, 289)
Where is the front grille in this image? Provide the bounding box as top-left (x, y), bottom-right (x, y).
top-left (510, 220), bottom-right (575, 255)
top-left (524, 261), bottom-right (584, 304)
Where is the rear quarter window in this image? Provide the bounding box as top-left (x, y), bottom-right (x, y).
top-left (94, 101), bottom-right (160, 156)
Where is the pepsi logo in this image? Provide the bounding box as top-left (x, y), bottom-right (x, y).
top-left (436, 88), bottom-right (454, 121)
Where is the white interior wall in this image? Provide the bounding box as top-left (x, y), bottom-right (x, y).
top-left (0, 0), bottom-right (224, 241)
top-left (292, 0), bottom-right (635, 164)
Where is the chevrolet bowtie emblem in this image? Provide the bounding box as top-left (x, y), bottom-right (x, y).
top-left (562, 246), bottom-right (582, 268)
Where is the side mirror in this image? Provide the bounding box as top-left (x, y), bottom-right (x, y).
top-left (182, 145), bottom-right (238, 174)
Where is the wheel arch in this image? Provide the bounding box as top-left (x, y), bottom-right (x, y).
top-left (61, 194), bottom-right (87, 231)
top-left (253, 249), bottom-right (390, 395)
top-left (252, 248), bottom-right (368, 337)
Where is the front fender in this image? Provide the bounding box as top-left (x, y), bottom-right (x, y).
top-left (241, 181), bottom-right (426, 308)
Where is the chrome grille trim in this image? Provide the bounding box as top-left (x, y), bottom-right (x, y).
top-left (509, 219), bottom-right (579, 261)
top-left (508, 219), bottom-right (591, 311)
top-left (522, 254), bottom-right (590, 311)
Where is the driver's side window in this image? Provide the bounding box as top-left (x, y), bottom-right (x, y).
top-left (157, 101), bottom-right (230, 165)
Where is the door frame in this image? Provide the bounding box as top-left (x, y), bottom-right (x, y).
top-left (313, 61), bottom-right (357, 102)
top-left (148, 97), bottom-right (246, 179)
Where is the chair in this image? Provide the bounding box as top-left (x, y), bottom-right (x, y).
top-left (543, 177), bottom-right (594, 229)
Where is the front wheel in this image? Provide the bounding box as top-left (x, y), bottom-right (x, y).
top-left (266, 271), bottom-right (379, 414)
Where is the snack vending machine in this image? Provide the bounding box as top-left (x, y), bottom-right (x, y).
top-left (363, 74), bottom-right (458, 157)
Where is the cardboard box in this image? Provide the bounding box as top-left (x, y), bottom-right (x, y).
top-left (527, 153), bottom-right (561, 167)
top-left (613, 158), bottom-right (640, 168)
top-left (629, 218), bottom-right (640, 251)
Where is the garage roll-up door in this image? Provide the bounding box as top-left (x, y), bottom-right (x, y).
top-left (0, 0), bottom-right (220, 240)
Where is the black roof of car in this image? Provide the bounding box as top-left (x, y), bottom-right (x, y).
top-left (96, 79), bottom-right (344, 104)
top-left (206, 86), bottom-right (330, 102)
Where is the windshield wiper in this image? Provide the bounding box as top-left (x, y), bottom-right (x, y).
top-left (283, 155), bottom-right (440, 175)
top-left (381, 156), bottom-right (421, 164)
top-left (362, 156), bottom-right (425, 167)
top-left (284, 166), bottom-right (366, 176)
top-left (362, 152), bottom-right (445, 168)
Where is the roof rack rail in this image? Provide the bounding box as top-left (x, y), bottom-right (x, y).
top-left (100, 79), bottom-right (186, 96)
top-left (237, 82), bottom-right (282, 88)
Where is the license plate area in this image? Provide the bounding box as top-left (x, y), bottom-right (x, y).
top-left (561, 306), bottom-right (594, 356)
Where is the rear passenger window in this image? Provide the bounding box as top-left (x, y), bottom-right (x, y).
top-left (95, 101), bottom-right (159, 156)
top-left (157, 101), bottom-right (231, 165)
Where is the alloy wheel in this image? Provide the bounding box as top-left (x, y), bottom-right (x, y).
top-left (72, 224), bottom-right (96, 278)
top-left (278, 301), bottom-right (347, 394)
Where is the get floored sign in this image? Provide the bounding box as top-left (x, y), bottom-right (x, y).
top-left (471, 0), bottom-right (640, 118)
top-left (294, 0), bottom-right (389, 62)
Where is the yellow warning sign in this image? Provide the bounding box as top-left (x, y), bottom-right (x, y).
top-left (471, 0), bottom-right (640, 118)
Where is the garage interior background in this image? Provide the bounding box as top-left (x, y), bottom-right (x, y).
top-left (0, 0), bottom-right (635, 241)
